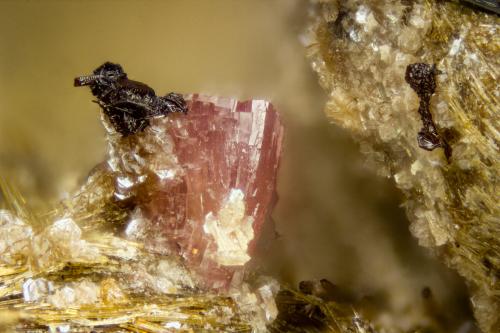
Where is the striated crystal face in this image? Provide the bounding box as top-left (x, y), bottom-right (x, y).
top-left (111, 94), bottom-right (284, 289)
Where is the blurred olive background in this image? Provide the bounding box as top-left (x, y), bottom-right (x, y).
top-left (0, 0), bottom-right (472, 325)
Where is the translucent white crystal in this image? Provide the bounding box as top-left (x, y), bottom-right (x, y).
top-left (165, 321), bottom-right (181, 329)
top-left (30, 217), bottom-right (101, 268)
top-left (125, 209), bottom-right (147, 241)
top-left (156, 169), bottom-right (176, 180)
top-left (100, 278), bottom-right (127, 304)
top-left (48, 218), bottom-right (81, 241)
top-left (256, 278), bottom-right (280, 322)
top-left (0, 210), bottom-right (33, 264)
top-left (23, 278), bottom-right (53, 302)
top-left (47, 280), bottom-right (99, 308)
top-left (154, 259), bottom-right (195, 292)
top-left (203, 189), bottom-right (254, 266)
top-left (355, 6), bottom-right (368, 24)
top-left (56, 325), bottom-right (70, 333)
top-left (45, 217), bottom-right (100, 261)
top-left (108, 236), bottom-right (139, 260)
top-left (230, 278), bottom-right (280, 332)
top-left (123, 258), bottom-right (194, 294)
top-left (448, 37), bottom-right (463, 56)
top-left (116, 176), bottom-right (135, 189)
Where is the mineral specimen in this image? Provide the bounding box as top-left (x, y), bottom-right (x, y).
top-left (107, 93), bottom-right (284, 289)
top-left (0, 92), bottom-right (284, 331)
top-left (73, 62), bottom-right (284, 288)
top-left (305, 0), bottom-right (499, 331)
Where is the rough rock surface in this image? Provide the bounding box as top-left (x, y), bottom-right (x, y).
top-left (305, 1), bottom-right (499, 331)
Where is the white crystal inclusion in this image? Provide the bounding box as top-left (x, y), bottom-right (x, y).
top-left (203, 189), bottom-right (254, 266)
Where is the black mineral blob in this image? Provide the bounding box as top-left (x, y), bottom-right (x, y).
top-left (405, 63), bottom-right (451, 160)
top-left (75, 62), bottom-right (187, 136)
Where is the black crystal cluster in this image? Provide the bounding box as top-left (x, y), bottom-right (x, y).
top-left (75, 62), bottom-right (187, 136)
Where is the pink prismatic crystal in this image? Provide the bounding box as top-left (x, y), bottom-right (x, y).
top-left (122, 94), bottom-right (283, 289)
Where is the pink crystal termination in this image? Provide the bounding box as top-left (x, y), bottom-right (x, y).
top-left (141, 94), bottom-right (284, 289)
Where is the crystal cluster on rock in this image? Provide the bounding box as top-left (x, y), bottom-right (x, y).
top-left (305, 1), bottom-right (499, 331)
top-left (0, 92), bottom-right (284, 332)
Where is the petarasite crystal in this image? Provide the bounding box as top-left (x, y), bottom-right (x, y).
top-left (72, 63), bottom-right (284, 288)
top-left (106, 93), bottom-right (284, 289)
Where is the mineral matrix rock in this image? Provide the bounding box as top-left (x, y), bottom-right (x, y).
top-left (306, 0), bottom-right (499, 331)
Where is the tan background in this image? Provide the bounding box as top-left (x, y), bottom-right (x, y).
top-left (0, 0), bottom-right (471, 324)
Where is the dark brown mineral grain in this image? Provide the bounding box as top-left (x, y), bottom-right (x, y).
top-left (75, 62), bottom-right (188, 136)
top-left (405, 63), bottom-right (451, 160)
